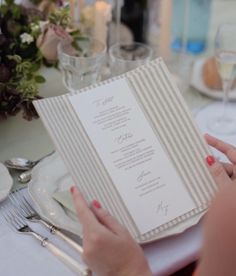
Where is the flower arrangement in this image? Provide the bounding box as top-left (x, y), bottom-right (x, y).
top-left (0, 0), bottom-right (83, 120)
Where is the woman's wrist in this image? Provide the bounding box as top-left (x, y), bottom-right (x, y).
top-left (117, 261), bottom-right (152, 276)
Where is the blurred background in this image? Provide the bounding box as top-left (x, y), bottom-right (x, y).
top-left (106, 0), bottom-right (236, 95)
top-left (110, 0), bottom-right (236, 54)
top-left (1, 1), bottom-right (236, 275)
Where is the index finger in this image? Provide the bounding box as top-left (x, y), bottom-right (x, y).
top-left (70, 186), bottom-right (99, 228)
top-left (205, 134), bottom-right (236, 164)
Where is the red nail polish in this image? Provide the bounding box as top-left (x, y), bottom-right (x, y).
top-left (206, 155), bottom-right (215, 166)
top-left (92, 200), bottom-right (101, 209)
top-left (70, 186), bottom-right (75, 194)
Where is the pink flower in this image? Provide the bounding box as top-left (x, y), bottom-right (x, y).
top-left (37, 24), bottom-right (72, 62)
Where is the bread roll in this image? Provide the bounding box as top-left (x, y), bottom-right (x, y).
top-left (202, 57), bottom-right (236, 91)
top-left (202, 57), bottom-right (222, 90)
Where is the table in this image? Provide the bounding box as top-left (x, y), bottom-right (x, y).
top-left (0, 67), bottom-right (214, 276)
top-left (1, 1), bottom-right (236, 274)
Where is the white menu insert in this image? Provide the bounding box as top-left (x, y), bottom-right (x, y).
top-left (69, 79), bottom-right (195, 234)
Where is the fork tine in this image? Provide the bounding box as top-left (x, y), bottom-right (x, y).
top-left (9, 211), bottom-right (23, 228)
top-left (9, 193), bottom-right (26, 213)
top-left (17, 194), bottom-right (32, 214)
top-left (11, 205), bottom-right (24, 222)
top-left (9, 192), bottom-right (31, 217)
top-left (1, 208), bottom-right (11, 224)
top-left (22, 195), bottom-right (35, 213)
top-left (1, 206), bottom-right (24, 230)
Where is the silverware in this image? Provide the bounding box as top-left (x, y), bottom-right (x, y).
top-left (4, 151), bottom-right (55, 171)
top-left (9, 192), bottom-right (84, 255)
top-left (1, 205), bottom-right (91, 276)
top-left (18, 170), bottom-right (32, 183)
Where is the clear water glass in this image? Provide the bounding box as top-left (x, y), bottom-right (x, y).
top-left (57, 38), bottom-right (106, 92)
top-left (109, 42), bottom-right (153, 76)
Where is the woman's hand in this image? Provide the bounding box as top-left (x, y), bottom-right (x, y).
top-left (205, 134), bottom-right (236, 186)
top-left (196, 134), bottom-right (236, 276)
top-left (70, 186), bottom-right (152, 276)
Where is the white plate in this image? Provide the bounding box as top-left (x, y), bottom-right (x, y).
top-left (28, 152), bottom-right (205, 244)
top-left (0, 163), bottom-right (13, 202)
top-left (28, 152), bottom-right (82, 237)
top-left (191, 58), bottom-right (236, 100)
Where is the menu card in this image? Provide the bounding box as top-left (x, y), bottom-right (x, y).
top-left (69, 79), bottom-right (195, 234)
top-left (34, 58), bottom-right (217, 242)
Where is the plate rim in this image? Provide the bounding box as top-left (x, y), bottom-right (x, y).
top-left (28, 153), bottom-right (82, 236)
top-left (0, 162), bottom-right (13, 202)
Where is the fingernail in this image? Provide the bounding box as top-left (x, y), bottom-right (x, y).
top-left (92, 200), bottom-right (101, 209)
top-left (70, 186), bottom-right (76, 194)
top-left (206, 155), bottom-right (215, 166)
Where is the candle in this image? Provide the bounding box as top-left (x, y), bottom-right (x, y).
top-left (70, 0), bottom-right (84, 22)
top-left (159, 0), bottom-right (172, 60)
top-left (94, 0), bottom-right (112, 45)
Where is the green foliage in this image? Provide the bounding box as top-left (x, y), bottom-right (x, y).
top-left (35, 75), bottom-right (46, 83)
top-left (48, 7), bottom-right (71, 28)
top-left (0, 1), bottom-right (84, 120)
top-left (0, 2), bottom-right (44, 119)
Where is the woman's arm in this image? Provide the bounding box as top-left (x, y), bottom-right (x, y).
top-left (198, 183), bottom-right (236, 276)
top-left (196, 135), bottom-right (236, 276)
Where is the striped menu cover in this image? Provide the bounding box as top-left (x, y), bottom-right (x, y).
top-left (34, 58), bottom-right (217, 243)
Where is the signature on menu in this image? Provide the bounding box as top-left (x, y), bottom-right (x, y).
top-left (114, 132), bottom-right (133, 144)
top-left (137, 170), bottom-right (151, 182)
top-left (93, 96), bottom-right (114, 107)
top-left (156, 201), bottom-right (169, 216)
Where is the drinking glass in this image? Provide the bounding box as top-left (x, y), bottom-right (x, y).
top-left (57, 38), bottom-right (106, 92)
top-left (109, 42), bottom-right (153, 76)
top-left (208, 24), bottom-right (236, 134)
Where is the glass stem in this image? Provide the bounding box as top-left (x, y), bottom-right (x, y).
top-left (116, 0), bottom-right (122, 44)
top-left (221, 79), bottom-right (231, 121)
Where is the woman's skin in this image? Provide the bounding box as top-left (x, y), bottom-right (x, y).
top-left (71, 134), bottom-right (236, 276)
top-left (197, 134), bottom-right (236, 276)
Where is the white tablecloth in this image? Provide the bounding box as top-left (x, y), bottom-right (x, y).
top-left (0, 193), bottom-right (203, 276)
top-left (0, 220), bottom-right (80, 276)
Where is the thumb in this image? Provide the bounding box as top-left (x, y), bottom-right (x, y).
top-left (90, 200), bottom-right (126, 235)
top-left (70, 186), bottom-right (99, 228)
top-left (206, 155), bottom-right (232, 188)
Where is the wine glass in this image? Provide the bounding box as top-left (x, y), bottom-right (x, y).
top-left (208, 23), bottom-right (236, 134)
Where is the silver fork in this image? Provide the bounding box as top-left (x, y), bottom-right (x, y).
top-left (9, 192), bottom-right (84, 254)
top-left (1, 206), bottom-right (91, 276)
